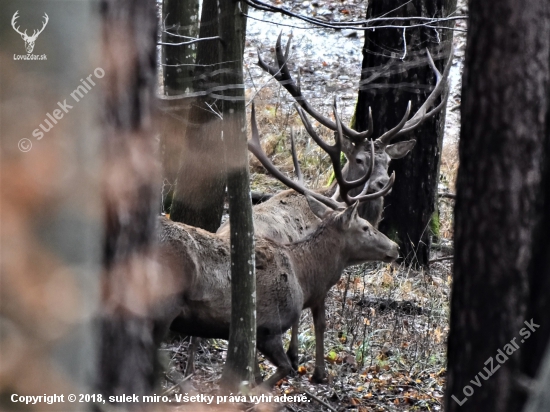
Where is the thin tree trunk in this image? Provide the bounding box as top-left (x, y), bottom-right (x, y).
top-left (355, 0), bottom-right (455, 267)
top-left (169, 0), bottom-right (226, 232)
top-left (159, 0), bottom-right (199, 212)
top-left (445, 0), bottom-right (549, 410)
top-left (98, 0), bottom-right (162, 402)
top-left (218, 0), bottom-right (256, 390)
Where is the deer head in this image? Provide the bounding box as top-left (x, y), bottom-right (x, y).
top-left (12, 11), bottom-right (49, 54)
top-left (257, 33), bottom-right (452, 198)
top-left (305, 194), bottom-right (399, 264)
top-left (248, 99), bottom-right (395, 210)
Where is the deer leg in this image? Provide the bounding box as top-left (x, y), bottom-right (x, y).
top-left (311, 301), bottom-right (328, 383)
top-left (185, 336), bottom-right (200, 376)
top-left (286, 322), bottom-right (299, 371)
top-left (257, 334), bottom-right (292, 388)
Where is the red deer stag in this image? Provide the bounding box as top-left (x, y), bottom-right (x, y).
top-left (216, 43), bottom-right (451, 383)
top-left (159, 104), bottom-right (399, 387)
top-left (255, 34), bottom-right (453, 225)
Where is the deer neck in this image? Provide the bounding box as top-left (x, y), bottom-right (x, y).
top-left (286, 220), bottom-right (346, 306)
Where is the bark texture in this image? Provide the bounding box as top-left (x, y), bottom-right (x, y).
top-left (168, 0), bottom-right (226, 232)
top-left (98, 0), bottom-right (162, 402)
top-left (445, 0), bottom-right (550, 410)
top-left (162, 0), bottom-right (198, 96)
top-left (218, 0), bottom-right (256, 390)
top-left (159, 0), bottom-right (199, 212)
top-left (355, 0), bottom-right (455, 267)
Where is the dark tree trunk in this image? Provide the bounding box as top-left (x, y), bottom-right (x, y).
top-left (162, 0), bottom-right (198, 96)
top-left (523, 115), bottom-right (550, 410)
top-left (355, 0), bottom-right (455, 267)
top-left (98, 0), bottom-right (161, 402)
top-left (445, 0), bottom-right (550, 410)
top-left (522, 102), bottom-right (550, 412)
top-left (218, 0), bottom-right (256, 390)
top-left (159, 0), bottom-right (199, 213)
top-left (168, 0), bottom-right (226, 232)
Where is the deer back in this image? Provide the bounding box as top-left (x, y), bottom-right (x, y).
top-left (159, 216), bottom-right (304, 339)
top-left (217, 189), bottom-right (321, 242)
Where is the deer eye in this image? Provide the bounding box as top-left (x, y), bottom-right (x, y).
top-left (362, 226), bottom-right (369, 232)
top-left (356, 158), bottom-right (363, 164)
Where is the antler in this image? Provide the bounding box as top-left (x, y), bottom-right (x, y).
top-left (257, 32), bottom-right (373, 144)
top-left (29, 13), bottom-right (49, 40)
top-left (11, 11), bottom-right (26, 37)
top-left (11, 11), bottom-right (49, 40)
top-left (376, 48), bottom-right (453, 146)
top-left (248, 101), bottom-right (395, 209)
top-left (258, 33), bottom-right (453, 148)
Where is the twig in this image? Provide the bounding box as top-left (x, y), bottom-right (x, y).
top-left (158, 36), bottom-right (221, 47)
top-left (438, 192), bottom-right (456, 199)
top-left (243, 12), bottom-right (467, 32)
top-left (302, 390), bottom-right (337, 412)
top-left (162, 373), bottom-right (194, 395)
top-left (244, 0), bottom-right (467, 31)
top-left (396, 384), bottom-right (442, 405)
top-left (429, 255), bottom-right (454, 264)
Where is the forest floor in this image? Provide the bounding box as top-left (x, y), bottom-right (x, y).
top-left (161, 0), bottom-right (467, 411)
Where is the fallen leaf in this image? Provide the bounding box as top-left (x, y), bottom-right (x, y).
top-left (326, 351), bottom-right (338, 363)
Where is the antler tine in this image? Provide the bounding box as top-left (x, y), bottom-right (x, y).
top-left (11, 10), bottom-right (26, 36)
top-left (396, 48), bottom-right (453, 136)
top-left (377, 48), bottom-right (453, 145)
top-left (35, 13), bottom-right (49, 37)
top-left (349, 172), bottom-right (396, 203)
top-left (331, 102), bottom-right (375, 205)
top-left (377, 101), bottom-right (412, 145)
top-left (364, 107), bottom-right (374, 141)
top-left (248, 103), bottom-right (343, 210)
top-left (257, 48), bottom-right (281, 78)
top-left (289, 128), bottom-right (303, 185)
top-left (294, 104), bottom-right (337, 158)
top-left (295, 99), bottom-right (374, 206)
top-left (354, 139), bottom-right (375, 198)
top-left (258, 33), bottom-right (372, 143)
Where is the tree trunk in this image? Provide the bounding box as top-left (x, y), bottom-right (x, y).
top-left (168, 0), bottom-right (226, 232)
top-left (522, 101), bottom-right (550, 411)
top-left (162, 0), bottom-right (198, 96)
top-left (98, 0), bottom-right (162, 402)
top-left (218, 0), bottom-right (256, 390)
top-left (355, 0), bottom-right (455, 267)
top-left (159, 0), bottom-right (199, 213)
top-left (445, 0), bottom-right (550, 410)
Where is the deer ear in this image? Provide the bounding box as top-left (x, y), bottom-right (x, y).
top-left (305, 194), bottom-right (334, 220)
top-left (385, 140), bottom-right (416, 159)
top-left (337, 201), bottom-right (359, 229)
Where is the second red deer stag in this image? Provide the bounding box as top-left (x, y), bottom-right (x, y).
top-left (255, 34), bottom-right (452, 225)
top-left (216, 41), bottom-right (451, 383)
top-left (159, 105), bottom-right (399, 387)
